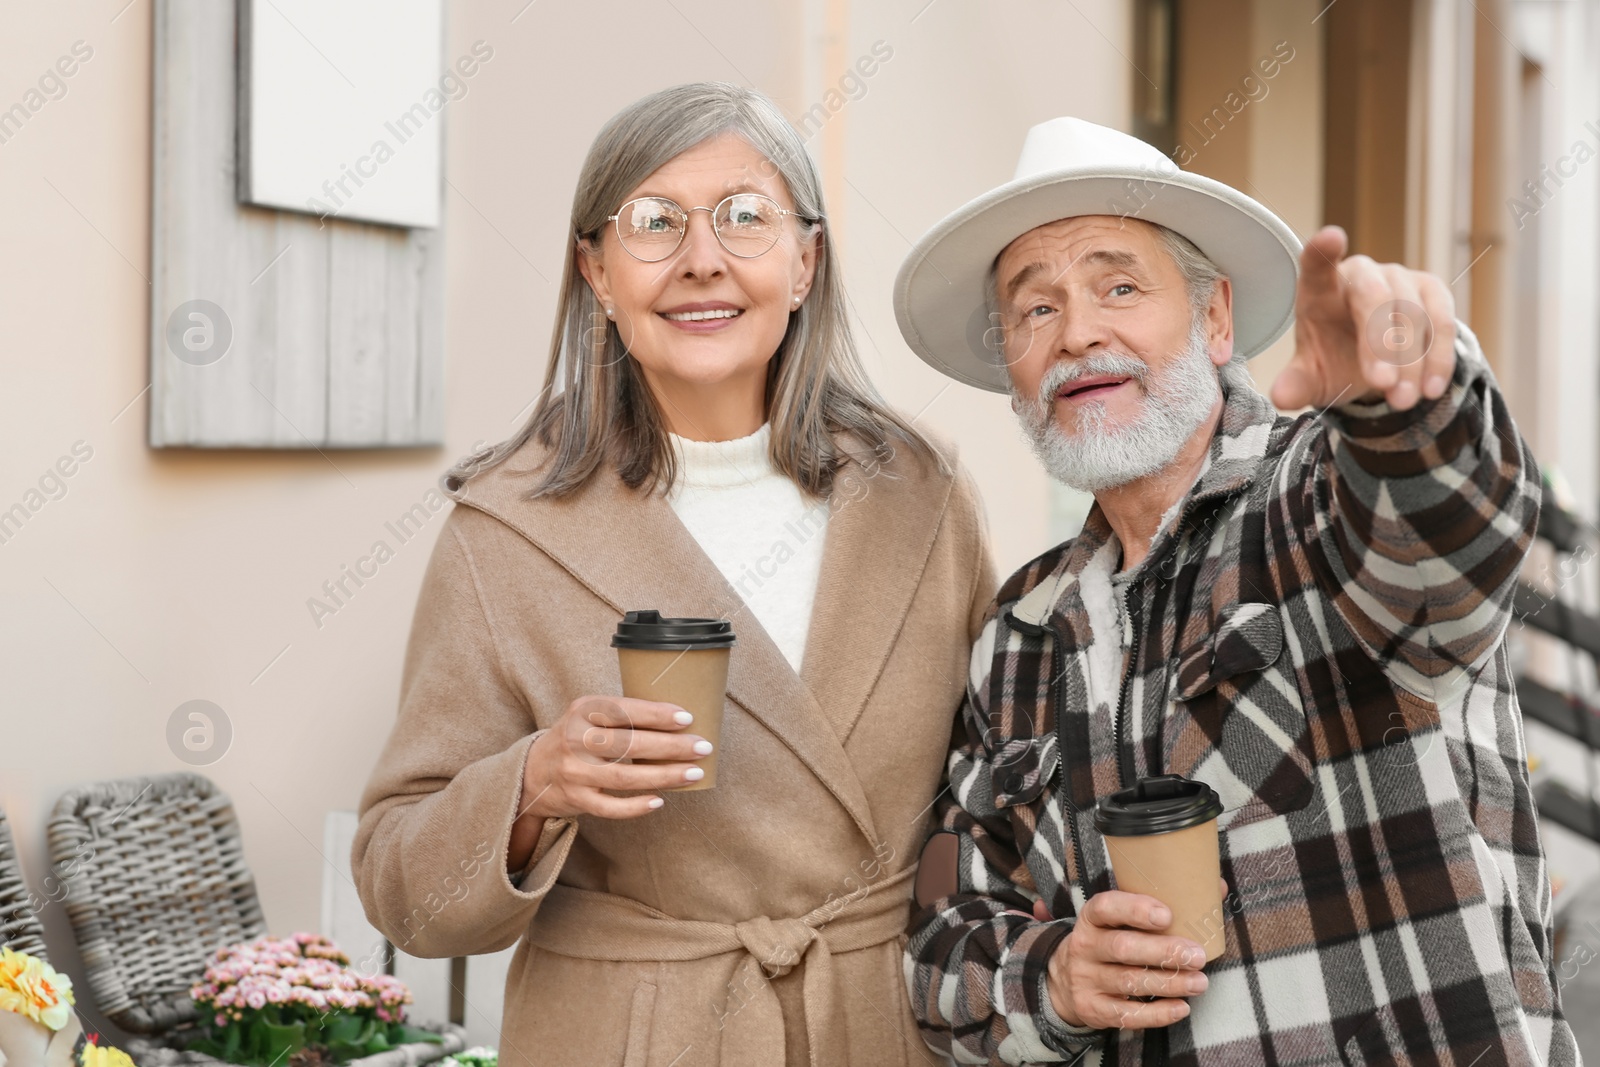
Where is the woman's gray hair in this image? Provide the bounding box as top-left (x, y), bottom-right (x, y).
top-left (448, 81), bottom-right (940, 500)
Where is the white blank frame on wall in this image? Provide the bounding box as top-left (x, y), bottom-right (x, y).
top-left (238, 0), bottom-right (445, 229)
top-left (147, 0), bottom-right (446, 450)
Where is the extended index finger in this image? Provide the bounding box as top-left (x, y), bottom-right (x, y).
top-left (1296, 225), bottom-right (1348, 307)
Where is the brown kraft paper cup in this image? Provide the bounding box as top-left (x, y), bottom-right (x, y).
top-left (613, 610), bottom-right (735, 791)
top-left (1095, 775), bottom-right (1228, 962)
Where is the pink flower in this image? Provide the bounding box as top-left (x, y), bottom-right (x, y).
top-left (193, 931), bottom-right (416, 1034)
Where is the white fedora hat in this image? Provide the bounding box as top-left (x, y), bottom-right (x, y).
top-left (893, 117), bottom-right (1303, 393)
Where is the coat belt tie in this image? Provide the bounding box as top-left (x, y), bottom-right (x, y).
top-left (733, 914), bottom-right (816, 977)
top-left (525, 864), bottom-right (916, 1066)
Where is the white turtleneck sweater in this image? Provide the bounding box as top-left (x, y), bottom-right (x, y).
top-left (664, 423), bottom-right (828, 674)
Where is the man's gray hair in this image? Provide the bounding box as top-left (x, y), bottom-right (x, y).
top-left (1152, 224), bottom-right (1222, 316)
top-left (1152, 225), bottom-right (1253, 394)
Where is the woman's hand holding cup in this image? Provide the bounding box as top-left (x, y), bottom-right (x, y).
top-left (520, 695), bottom-right (713, 820)
top-left (508, 611), bottom-right (734, 876)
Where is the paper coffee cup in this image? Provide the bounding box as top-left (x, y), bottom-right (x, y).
top-left (1094, 775), bottom-right (1228, 962)
top-left (612, 610), bottom-right (735, 791)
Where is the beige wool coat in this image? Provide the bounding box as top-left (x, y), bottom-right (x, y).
top-left (351, 428), bottom-right (995, 1067)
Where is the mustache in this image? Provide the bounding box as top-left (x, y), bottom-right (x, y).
top-left (1036, 352), bottom-right (1150, 405)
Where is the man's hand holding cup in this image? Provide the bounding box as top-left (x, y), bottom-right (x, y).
top-left (1042, 889), bottom-right (1211, 1030)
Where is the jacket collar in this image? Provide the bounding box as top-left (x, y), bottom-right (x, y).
top-left (1010, 376), bottom-right (1279, 629)
top-left (441, 429), bottom-right (958, 847)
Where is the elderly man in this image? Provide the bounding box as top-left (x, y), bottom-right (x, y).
top-left (895, 118), bottom-right (1576, 1065)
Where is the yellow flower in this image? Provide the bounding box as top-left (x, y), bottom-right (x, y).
top-left (0, 948), bottom-right (76, 1031)
top-left (80, 1041), bottom-right (136, 1067)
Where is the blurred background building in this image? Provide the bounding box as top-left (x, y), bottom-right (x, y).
top-left (3, 0), bottom-right (1600, 1057)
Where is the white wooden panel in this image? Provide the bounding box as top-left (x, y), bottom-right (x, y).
top-left (327, 224), bottom-right (392, 445)
top-left (393, 951), bottom-right (454, 1032)
top-left (239, 0), bottom-right (444, 229)
top-left (382, 232), bottom-right (427, 442)
top-left (320, 811), bottom-right (388, 976)
top-left (149, 0), bottom-right (444, 449)
top-left (259, 211), bottom-right (333, 442)
top-left (462, 947), bottom-right (517, 1049)
top-left (414, 227), bottom-right (447, 443)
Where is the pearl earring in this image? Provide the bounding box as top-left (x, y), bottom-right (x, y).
top-left (605, 307), bottom-right (614, 319)
top-left (792, 295), bottom-right (802, 305)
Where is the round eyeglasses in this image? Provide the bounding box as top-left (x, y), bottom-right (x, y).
top-left (605, 193), bottom-right (812, 262)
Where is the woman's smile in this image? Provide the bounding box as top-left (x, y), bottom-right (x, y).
top-left (658, 299), bottom-right (746, 332)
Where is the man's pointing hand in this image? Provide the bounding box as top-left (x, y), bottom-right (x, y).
top-left (1271, 225), bottom-right (1458, 412)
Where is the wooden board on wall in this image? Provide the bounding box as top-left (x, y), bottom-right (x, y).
top-left (149, 0), bottom-right (445, 449)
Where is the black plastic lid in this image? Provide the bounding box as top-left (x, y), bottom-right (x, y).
top-left (611, 609), bottom-right (737, 650)
top-left (1094, 775), bottom-right (1223, 836)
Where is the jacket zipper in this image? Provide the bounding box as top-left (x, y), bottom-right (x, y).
top-left (1053, 613), bottom-right (1168, 1067)
top-left (1048, 630), bottom-right (1090, 894)
top-left (1116, 488), bottom-right (1214, 788)
top-left (1039, 486), bottom-right (1211, 898)
top-left (1114, 582), bottom-right (1142, 788)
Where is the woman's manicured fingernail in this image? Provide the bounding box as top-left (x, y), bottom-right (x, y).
top-left (673, 710), bottom-right (694, 726)
top-left (647, 797), bottom-right (664, 809)
top-left (1392, 380), bottom-right (1417, 408)
top-left (692, 740), bottom-right (714, 756)
top-left (1424, 375), bottom-right (1446, 398)
top-left (684, 767), bottom-right (705, 781)
top-left (1189, 974), bottom-right (1209, 994)
top-left (1151, 906), bottom-right (1172, 926)
top-left (1172, 1002), bottom-right (1190, 1021)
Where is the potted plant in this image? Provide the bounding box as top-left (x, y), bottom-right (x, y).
top-left (182, 934), bottom-right (440, 1067)
top-left (0, 947), bottom-right (135, 1067)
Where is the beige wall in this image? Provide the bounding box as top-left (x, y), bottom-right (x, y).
top-left (0, 0), bottom-right (1132, 1039)
top-left (835, 0), bottom-right (1133, 553)
top-left (1172, 0), bottom-right (1324, 393)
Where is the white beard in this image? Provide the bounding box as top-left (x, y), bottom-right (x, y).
top-left (1013, 318), bottom-right (1219, 492)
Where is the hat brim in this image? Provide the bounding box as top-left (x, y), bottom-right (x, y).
top-left (893, 167), bottom-right (1303, 393)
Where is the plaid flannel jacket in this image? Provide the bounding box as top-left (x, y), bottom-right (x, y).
top-left (905, 324), bottom-right (1580, 1066)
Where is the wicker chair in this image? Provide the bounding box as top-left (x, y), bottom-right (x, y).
top-left (48, 773), bottom-right (464, 1066)
top-left (0, 803), bottom-right (49, 961)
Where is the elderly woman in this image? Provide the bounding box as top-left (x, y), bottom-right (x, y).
top-left (351, 83), bottom-right (993, 1066)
